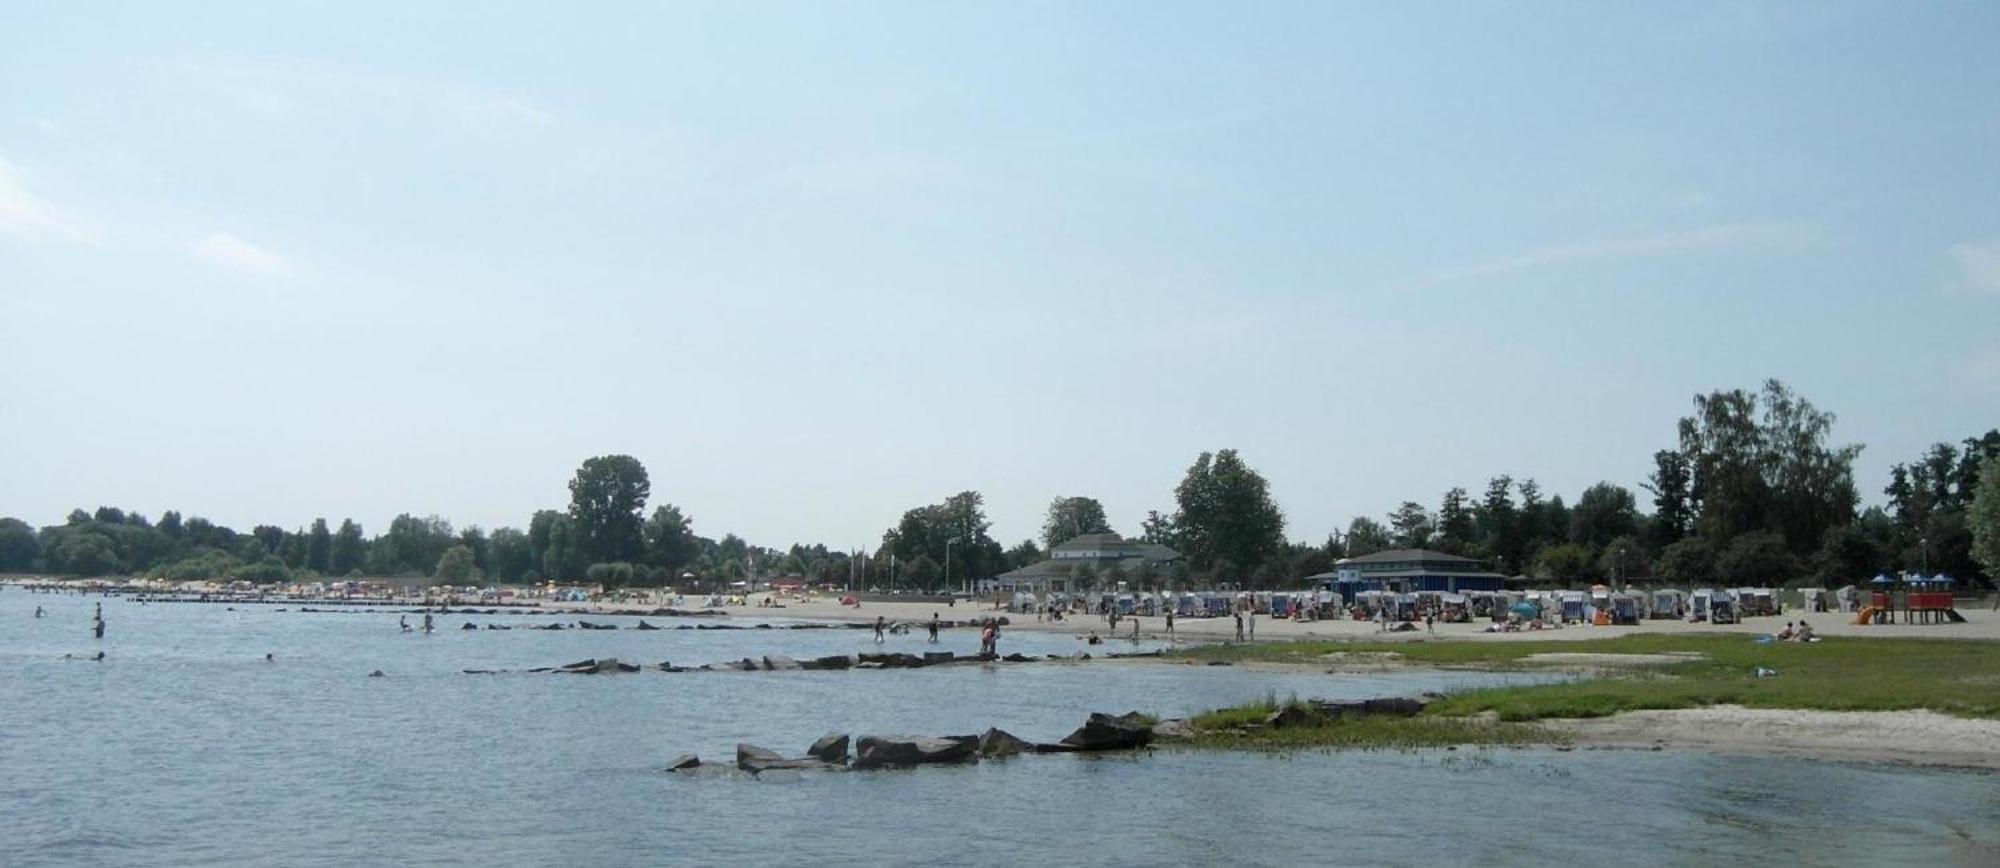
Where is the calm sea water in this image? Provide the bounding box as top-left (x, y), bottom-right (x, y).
top-left (3, 591), bottom-right (1996, 867)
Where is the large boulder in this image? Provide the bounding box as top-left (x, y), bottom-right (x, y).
top-left (1058, 712), bottom-right (1153, 752)
top-left (804, 655), bottom-right (853, 670)
top-left (735, 744), bottom-right (838, 774)
top-left (977, 728), bottom-right (1033, 758)
top-left (737, 743), bottom-right (784, 772)
top-left (808, 733), bottom-right (850, 763)
top-left (853, 735), bottom-right (979, 769)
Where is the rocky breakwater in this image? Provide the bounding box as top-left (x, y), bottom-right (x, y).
top-left (668, 712), bottom-right (1176, 778)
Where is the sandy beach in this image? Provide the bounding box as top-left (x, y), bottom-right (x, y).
top-left (1549, 706), bottom-right (2000, 770)
top-left (740, 592), bottom-right (2000, 645)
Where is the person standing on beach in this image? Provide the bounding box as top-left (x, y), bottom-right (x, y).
top-left (1165, 608), bottom-right (1175, 637)
top-left (873, 615), bottom-right (886, 643)
top-left (1233, 611), bottom-right (1244, 642)
top-left (1247, 608), bottom-right (1256, 641)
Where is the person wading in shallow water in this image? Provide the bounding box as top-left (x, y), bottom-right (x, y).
top-left (422, 613), bottom-right (433, 634)
top-left (927, 613), bottom-right (939, 643)
top-left (873, 615), bottom-right (886, 643)
top-left (93, 603), bottom-right (105, 640)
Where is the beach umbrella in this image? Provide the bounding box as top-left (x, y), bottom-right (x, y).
top-left (1869, 574), bottom-right (1897, 586)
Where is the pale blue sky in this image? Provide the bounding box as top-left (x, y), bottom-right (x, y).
top-left (3, 2), bottom-right (1997, 550)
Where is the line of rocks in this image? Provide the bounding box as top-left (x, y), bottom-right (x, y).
top-left (463, 650), bottom-right (1097, 675)
top-left (671, 712), bottom-right (1173, 777)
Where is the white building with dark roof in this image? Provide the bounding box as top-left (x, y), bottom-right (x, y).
top-left (981, 533), bottom-right (1181, 595)
top-left (1307, 548), bottom-right (1507, 601)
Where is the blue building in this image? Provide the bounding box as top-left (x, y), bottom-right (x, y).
top-left (1308, 549), bottom-right (1507, 602)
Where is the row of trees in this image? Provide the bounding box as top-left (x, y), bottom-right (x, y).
top-left (1336, 381), bottom-right (1999, 590)
top-left (6, 380), bottom-right (1998, 591)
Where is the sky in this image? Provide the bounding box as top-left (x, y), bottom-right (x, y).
top-left (3, 2), bottom-right (1997, 551)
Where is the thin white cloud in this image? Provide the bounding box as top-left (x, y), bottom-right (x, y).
top-left (182, 59), bottom-right (554, 131)
top-left (1408, 221), bottom-right (1820, 291)
top-left (0, 156), bottom-right (86, 243)
top-left (451, 93), bottom-right (555, 129)
top-left (1948, 239), bottom-right (2000, 294)
top-left (192, 232), bottom-right (296, 277)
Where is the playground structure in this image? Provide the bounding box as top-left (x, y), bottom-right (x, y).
top-left (1854, 574), bottom-right (1966, 625)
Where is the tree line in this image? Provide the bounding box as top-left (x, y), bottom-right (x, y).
top-left (3, 379), bottom-right (1997, 591)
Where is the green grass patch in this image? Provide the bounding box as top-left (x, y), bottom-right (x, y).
top-left (1170, 634), bottom-right (2000, 746)
top-left (1181, 697), bottom-right (1553, 750)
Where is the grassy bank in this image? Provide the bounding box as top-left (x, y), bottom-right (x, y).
top-left (1169, 634), bottom-right (2000, 750)
top-left (1184, 694), bottom-right (1553, 750)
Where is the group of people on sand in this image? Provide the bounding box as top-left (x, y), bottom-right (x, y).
top-left (1774, 621), bottom-right (1817, 642)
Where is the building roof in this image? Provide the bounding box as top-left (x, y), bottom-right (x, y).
top-left (1337, 548), bottom-right (1482, 566)
top-left (1348, 568), bottom-right (1509, 581)
top-left (995, 555), bottom-right (1160, 581)
top-left (1051, 533), bottom-right (1128, 551)
top-left (1047, 533), bottom-right (1180, 562)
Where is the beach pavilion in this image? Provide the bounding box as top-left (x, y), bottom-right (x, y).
top-left (978, 533), bottom-right (1181, 596)
top-left (1307, 548), bottom-right (1508, 602)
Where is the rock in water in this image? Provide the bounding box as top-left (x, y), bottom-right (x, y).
top-left (1058, 712), bottom-right (1153, 751)
top-left (737, 743), bottom-right (785, 772)
top-left (803, 655), bottom-right (853, 670)
top-left (763, 655), bottom-right (801, 671)
top-left (853, 735), bottom-right (978, 769)
top-left (667, 754), bottom-right (701, 772)
top-left (1150, 719), bottom-right (1195, 740)
top-left (977, 728), bottom-right (1033, 758)
top-left (807, 733), bottom-right (850, 763)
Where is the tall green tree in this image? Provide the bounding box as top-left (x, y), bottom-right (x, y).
top-left (542, 514), bottom-right (586, 582)
top-left (0, 517), bottom-right (42, 571)
top-left (643, 504), bottom-right (699, 575)
top-left (1345, 516), bottom-right (1391, 557)
top-left (1476, 476), bottom-right (1523, 573)
top-left (1644, 450), bottom-right (1693, 549)
top-left (1570, 482), bottom-right (1639, 550)
top-left (1170, 449), bottom-right (1286, 577)
top-left (1040, 496), bottom-right (1113, 549)
top-left (487, 527), bottom-right (536, 584)
top-left (434, 545), bottom-right (479, 584)
top-left (1435, 487), bottom-right (1475, 552)
top-left (1679, 379), bottom-right (1860, 553)
top-left (1387, 501), bottom-right (1432, 549)
top-left (305, 518), bottom-right (332, 574)
top-left (1971, 454), bottom-right (2000, 585)
top-left (330, 519), bottom-right (365, 575)
top-left (567, 454), bottom-right (650, 565)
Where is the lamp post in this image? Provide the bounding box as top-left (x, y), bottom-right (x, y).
top-left (1920, 537), bottom-right (1929, 575)
top-left (1617, 546), bottom-right (1627, 592)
